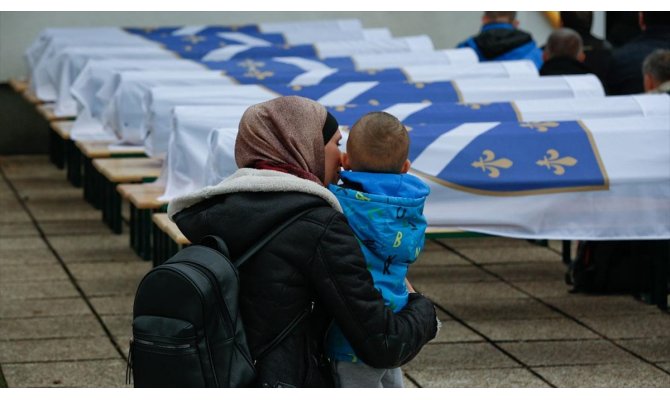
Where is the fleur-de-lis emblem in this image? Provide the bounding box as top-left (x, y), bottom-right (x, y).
top-left (414, 83), bottom-right (426, 89)
top-left (334, 104), bottom-right (356, 112)
top-left (536, 149), bottom-right (577, 176)
top-left (365, 69), bottom-right (378, 75)
top-left (184, 45), bottom-right (193, 52)
top-left (238, 59), bottom-right (273, 80)
top-left (292, 85), bottom-right (302, 91)
top-left (471, 150), bottom-right (513, 178)
top-left (368, 99), bottom-right (380, 106)
top-left (238, 59), bottom-right (264, 69)
top-left (459, 102), bottom-right (491, 110)
top-left (182, 35), bottom-right (206, 45)
top-left (520, 121), bottom-right (560, 133)
top-left (421, 99), bottom-right (431, 104)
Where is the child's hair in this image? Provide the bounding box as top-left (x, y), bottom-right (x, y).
top-left (346, 111), bottom-right (409, 173)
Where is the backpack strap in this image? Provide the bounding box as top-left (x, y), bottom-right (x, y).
top-left (234, 208), bottom-right (313, 268)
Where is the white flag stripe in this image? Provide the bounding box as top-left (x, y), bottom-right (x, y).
top-left (289, 69), bottom-right (339, 86)
top-left (382, 103), bottom-right (433, 122)
top-left (172, 26), bottom-right (207, 36)
top-left (217, 32), bottom-right (273, 47)
top-left (411, 122), bottom-right (500, 176)
top-left (317, 81), bottom-right (379, 106)
top-left (201, 45), bottom-right (255, 62)
top-left (273, 57), bottom-right (331, 71)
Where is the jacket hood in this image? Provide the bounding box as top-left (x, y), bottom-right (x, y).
top-left (474, 23), bottom-right (535, 60)
top-left (338, 171), bottom-right (430, 200)
top-left (168, 168), bottom-right (342, 219)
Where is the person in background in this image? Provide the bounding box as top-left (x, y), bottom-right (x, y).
top-left (606, 11), bottom-right (670, 95)
top-left (560, 11), bottom-right (612, 83)
top-left (642, 49), bottom-right (670, 94)
top-left (457, 11), bottom-right (543, 69)
top-left (540, 28), bottom-right (596, 78)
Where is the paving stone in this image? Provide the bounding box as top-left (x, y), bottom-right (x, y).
top-left (26, 198), bottom-right (101, 222)
top-left (0, 315), bottom-right (104, 340)
top-left (546, 295), bottom-right (661, 317)
top-left (440, 297), bottom-right (562, 321)
top-left (0, 337), bottom-right (119, 363)
top-left (0, 280), bottom-right (79, 300)
top-left (0, 297), bottom-right (89, 319)
top-left (2, 359), bottom-right (129, 388)
top-left (0, 211), bottom-right (31, 223)
top-left (101, 315), bottom-right (133, 358)
top-left (0, 262), bottom-right (67, 282)
top-left (0, 248), bottom-right (58, 266)
top-left (437, 237), bottom-right (526, 249)
top-left (39, 220), bottom-right (113, 236)
top-left (0, 156), bottom-right (64, 179)
top-left (431, 320), bottom-right (483, 344)
top-left (659, 363), bottom-right (670, 374)
top-left (456, 245), bottom-right (561, 264)
top-left (48, 235), bottom-right (142, 264)
top-left (467, 318), bottom-right (599, 341)
top-left (407, 367), bottom-right (550, 388)
top-left (499, 340), bottom-right (637, 367)
top-left (67, 261), bottom-right (151, 281)
top-left (0, 237), bottom-right (48, 251)
top-left (614, 338), bottom-right (670, 362)
top-left (0, 222), bottom-right (38, 237)
top-left (10, 178), bottom-right (80, 199)
top-left (513, 280), bottom-right (575, 299)
top-left (483, 261), bottom-right (567, 282)
top-left (89, 295), bottom-right (134, 316)
top-left (405, 342), bottom-right (520, 371)
top-left (534, 362), bottom-right (670, 387)
top-left (580, 314), bottom-right (670, 339)
top-left (77, 276), bottom-right (143, 297)
top-left (409, 264), bottom-right (497, 284)
top-left (416, 281), bottom-right (527, 306)
top-left (413, 248), bottom-right (471, 268)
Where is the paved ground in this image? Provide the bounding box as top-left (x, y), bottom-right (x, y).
top-left (1, 155), bottom-right (669, 388)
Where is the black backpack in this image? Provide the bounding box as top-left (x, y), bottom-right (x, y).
top-left (128, 209), bottom-right (312, 387)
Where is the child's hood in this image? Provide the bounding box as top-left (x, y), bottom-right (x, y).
top-left (338, 170), bottom-right (430, 201)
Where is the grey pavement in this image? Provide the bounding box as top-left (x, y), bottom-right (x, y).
top-left (1, 155), bottom-right (669, 388)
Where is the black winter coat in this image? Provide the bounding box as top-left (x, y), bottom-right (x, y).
top-left (170, 169), bottom-right (438, 388)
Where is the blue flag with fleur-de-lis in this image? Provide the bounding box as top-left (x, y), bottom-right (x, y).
top-left (408, 120), bottom-right (608, 195)
top-left (327, 101), bottom-right (519, 126)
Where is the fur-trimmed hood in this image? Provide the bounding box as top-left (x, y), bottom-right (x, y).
top-left (168, 168), bottom-right (343, 220)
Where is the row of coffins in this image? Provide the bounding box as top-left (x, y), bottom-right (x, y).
top-left (23, 19), bottom-right (670, 241)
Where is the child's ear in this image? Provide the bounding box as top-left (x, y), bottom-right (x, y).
top-left (341, 153), bottom-right (352, 171)
top-left (401, 159), bottom-right (411, 173)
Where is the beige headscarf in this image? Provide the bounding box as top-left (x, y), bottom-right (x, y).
top-left (235, 96), bottom-right (328, 184)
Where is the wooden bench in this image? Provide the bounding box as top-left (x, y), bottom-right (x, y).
top-left (37, 104), bottom-right (75, 122)
top-left (118, 183), bottom-right (167, 260)
top-left (92, 157), bottom-right (163, 234)
top-left (48, 120), bottom-right (73, 170)
top-left (78, 140), bottom-right (147, 206)
top-left (8, 78), bottom-right (28, 93)
top-left (21, 88), bottom-right (42, 105)
top-left (152, 213), bottom-right (189, 266)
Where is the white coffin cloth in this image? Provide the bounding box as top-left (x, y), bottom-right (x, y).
top-left (69, 60), bottom-right (207, 140)
top-left (350, 48), bottom-right (478, 70)
top-left (258, 19), bottom-right (362, 33)
top-left (143, 85), bottom-right (277, 157)
top-left (454, 74), bottom-right (605, 103)
top-left (158, 105), bottom-right (252, 202)
top-left (203, 128), bottom-right (239, 187)
top-left (277, 28), bottom-right (391, 45)
top-left (51, 47), bottom-right (177, 117)
top-left (403, 60), bottom-right (538, 83)
top-left (100, 71), bottom-right (235, 145)
top-left (29, 30), bottom-right (158, 101)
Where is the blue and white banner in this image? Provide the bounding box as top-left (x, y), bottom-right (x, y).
top-left (414, 116), bottom-right (670, 239)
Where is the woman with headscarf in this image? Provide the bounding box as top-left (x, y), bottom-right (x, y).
top-left (168, 96), bottom-right (438, 388)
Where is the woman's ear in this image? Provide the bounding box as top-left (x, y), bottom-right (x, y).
top-left (401, 159), bottom-right (411, 173)
top-left (341, 152), bottom-right (352, 171)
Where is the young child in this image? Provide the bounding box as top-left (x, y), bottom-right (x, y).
top-left (325, 111), bottom-right (431, 388)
